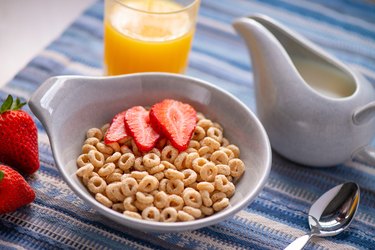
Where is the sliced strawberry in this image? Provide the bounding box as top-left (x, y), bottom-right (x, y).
top-left (124, 106), bottom-right (160, 152)
top-left (150, 99), bottom-right (197, 151)
top-left (104, 111), bottom-right (129, 144)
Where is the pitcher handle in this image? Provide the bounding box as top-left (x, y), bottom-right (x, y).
top-left (352, 146), bottom-right (375, 166)
top-left (353, 101), bottom-right (375, 125)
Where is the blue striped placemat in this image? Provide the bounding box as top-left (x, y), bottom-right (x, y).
top-left (1, 0), bottom-right (375, 249)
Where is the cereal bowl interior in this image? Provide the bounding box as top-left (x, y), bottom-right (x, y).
top-left (29, 73), bottom-right (271, 232)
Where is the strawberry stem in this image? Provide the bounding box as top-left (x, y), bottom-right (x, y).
top-left (0, 95), bottom-right (26, 114)
top-left (0, 170), bottom-right (4, 182)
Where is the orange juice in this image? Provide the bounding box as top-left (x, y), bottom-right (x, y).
top-left (104, 0), bottom-right (198, 75)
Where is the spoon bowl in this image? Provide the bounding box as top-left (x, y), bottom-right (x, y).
top-left (285, 182), bottom-right (360, 250)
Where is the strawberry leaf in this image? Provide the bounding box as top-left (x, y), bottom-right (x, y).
top-left (0, 95), bottom-right (13, 114)
top-left (0, 95), bottom-right (26, 114)
top-left (0, 170), bottom-right (4, 182)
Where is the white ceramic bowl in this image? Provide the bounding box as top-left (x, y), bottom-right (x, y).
top-left (29, 73), bottom-right (271, 232)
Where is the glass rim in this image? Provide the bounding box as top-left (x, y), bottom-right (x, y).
top-left (111, 0), bottom-right (199, 15)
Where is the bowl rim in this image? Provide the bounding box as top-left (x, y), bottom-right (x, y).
top-left (29, 72), bottom-right (272, 232)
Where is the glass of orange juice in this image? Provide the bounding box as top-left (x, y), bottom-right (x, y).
top-left (104, 0), bottom-right (200, 75)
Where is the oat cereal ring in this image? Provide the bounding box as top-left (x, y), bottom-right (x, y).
top-left (96, 142), bottom-right (114, 155)
top-left (82, 144), bottom-right (97, 154)
top-left (174, 152), bottom-right (188, 170)
top-left (87, 176), bottom-right (107, 194)
top-left (113, 168), bottom-right (123, 174)
top-left (185, 152), bottom-right (199, 169)
top-left (120, 136), bottom-right (132, 145)
top-left (76, 163), bottom-right (94, 177)
top-left (166, 179), bottom-right (184, 195)
top-left (177, 211), bottom-right (194, 222)
top-left (210, 150), bottom-right (229, 165)
top-left (192, 157), bottom-right (208, 173)
top-left (213, 197), bottom-right (229, 212)
top-left (120, 145), bottom-right (132, 154)
top-left (215, 175), bottom-right (232, 192)
top-left (134, 200), bottom-right (153, 211)
top-left (207, 127), bottom-right (223, 143)
top-left (196, 182), bottom-right (215, 193)
top-left (142, 206), bottom-right (160, 221)
top-left (161, 145), bottom-right (179, 163)
top-left (82, 171), bottom-right (98, 186)
top-left (227, 145), bottom-right (240, 158)
top-left (227, 175), bottom-right (234, 182)
top-left (225, 182), bottom-right (235, 198)
top-left (188, 140), bottom-right (200, 150)
top-left (120, 177), bottom-right (138, 196)
top-left (185, 148), bottom-right (197, 154)
top-left (143, 153), bottom-right (161, 168)
top-left (221, 138), bottom-right (230, 147)
top-left (196, 112), bottom-right (206, 120)
top-left (118, 153), bottom-right (135, 171)
top-left (216, 164), bottom-right (230, 176)
top-left (228, 158), bottom-right (245, 178)
top-left (197, 119), bottom-right (213, 131)
top-left (131, 139), bottom-right (141, 157)
top-left (134, 157), bottom-right (145, 171)
top-left (130, 171), bottom-right (148, 181)
top-left (200, 137), bottom-right (220, 151)
top-left (183, 206), bottom-right (202, 219)
top-left (108, 142), bottom-right (121, 152)
top-left (153, 171), bottom-right (165, 181)
top-left (138, 175), bottom-right (159, 193)
top-left (149, 163), bottom-right (165, 175)
top-left (182, 169), bottom-right (197, 186)
top-left (124, 211), bottom-right (142, 219)
top-left (123, 196), bottom-right (138, 212)
top-left (154, 191), bottom-right (168, 209)
top-left (219, 147), bottom-right (235, 160)
top-left (182, 188), bottom-right (202, 208)
top-left (106, 182), bottom-right (125, 202)
top-left (76, 154), bottom-right (91, 168)
top-left (98, 163), bottom-right (115, 177)
top-left (88, 150), bottom-right (105, 169)
top-left (199, 190), bottom-right (212, 207)
top-left (148, 148), bottom-right (161, 158)
top-left (84, 137), bottom-right (100, 146)
top-left (95, 193), bottom-right (113, 208)
top-left (112, 203), bottom-right (125, 213)
top-left (101, 123), bottom-right (110, 135)
top-left (211, 191), bottom-right (226, 203)
top-left (160, 207), bottom-right (178, 222)
top-left (165, 169), bottom-right (185, 180)
top-left (106, 172), bottom-right (122, 183)
top-left (136, 191), bottom-right (154, 204)
top-left (198, 146), bottom-right (213, 157)
top-left (161, 160), bottom-right (176, 170)
top-left (86, 128), bottom-right (103, 140)
top-left (192, 126), bottom-right (206, 141)
top-left (167, 194), bottom-right (184, 210)
top-left (104, 152), bottom-right (120, 164)
top-left (212, 122), bottom-right (223, 131)
top-left (200, 162), bottom-right (218, 182)
top-left (201, 206), bottom-right (214, 216)
top-left (159, 178), bottom-right (168, 192)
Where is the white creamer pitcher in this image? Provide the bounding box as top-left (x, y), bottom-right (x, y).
top-left (233, 14), bottom-right (375, 167)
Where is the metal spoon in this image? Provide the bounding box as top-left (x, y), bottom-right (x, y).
top-left (285, 182), bottom-right (360, 250)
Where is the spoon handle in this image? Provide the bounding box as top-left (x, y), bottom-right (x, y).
top-left (284, 234), bottom-right (313, 250)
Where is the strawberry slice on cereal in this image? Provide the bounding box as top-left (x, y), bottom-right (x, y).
top-left (125, 106), bottom-right (160, 152)
top-left (150, 99), bottom-right (197, 151)
top-left (104, 111), bottom-right (129, 144)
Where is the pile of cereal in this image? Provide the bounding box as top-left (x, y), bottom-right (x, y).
top-left (76, 99), bottom-right (245, 222)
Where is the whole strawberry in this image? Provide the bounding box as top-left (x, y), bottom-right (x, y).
top-left (0, 95), bottom-right (39, 175)
top-left (0, 165), bottom-right (35, 214)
